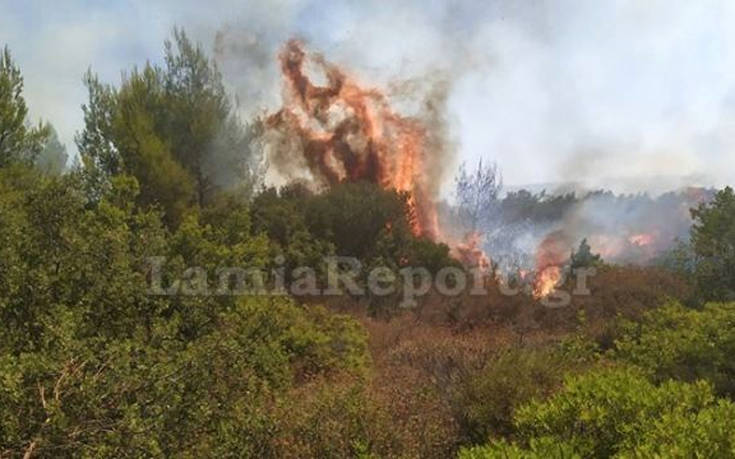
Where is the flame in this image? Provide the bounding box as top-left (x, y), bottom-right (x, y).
top-left (588, 234), bottom-right (626, 259)
top-left (452, 232), bottom-right (491, 271)
top-left (267, 40), bottom-right (439, 239)
top-left (534, 266), bottom-right (562, 298)
top-left (533, 231), bottom-right (568, 298)
top-left (628, 233), bottom-right (655, 247)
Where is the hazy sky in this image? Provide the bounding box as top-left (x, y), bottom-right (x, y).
top-left (2, 0), bottom-right (734, 191)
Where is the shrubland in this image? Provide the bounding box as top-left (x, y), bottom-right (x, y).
top-left (2, 30), bottom-right (735, 458)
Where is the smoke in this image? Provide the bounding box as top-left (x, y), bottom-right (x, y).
top-left (475, 186), bottom-right (715, 277)
top-left (261, 39), bottom-right (454, 239)
top-left (3, 0), bottom-right (734, 188)
top-left (208, 0), bottom-right (735, 195)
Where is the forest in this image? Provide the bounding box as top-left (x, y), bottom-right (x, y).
top-left (1, 30), bottom-right (735, 458)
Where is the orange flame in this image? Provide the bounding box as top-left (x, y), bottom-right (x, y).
top-left (534, 266), bottom-right (562, 298)
top-left (533, 231), bottom-right (568, 298)
top-left (628, 233), bottom-right (655, 247)
top-left (452, 232), bottom-right (491, 271)
top-left (267, 39), bottom-right (439, 239)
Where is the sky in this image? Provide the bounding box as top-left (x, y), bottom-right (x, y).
top-left (2, 0), bottom-right (734, 192)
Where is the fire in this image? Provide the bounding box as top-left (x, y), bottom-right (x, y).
top-left (453, 232), bottom-right (491, 271)
top-left (533, 231), bottom-right (568, 298)
top-left (628, 233), bottom-right (655, 247)
top-left (534, 266), bottom-right (562, 298)
top-left (588, 234), bottom-right (625, 259)
top-left (267, 39), bottom-right (440, 239)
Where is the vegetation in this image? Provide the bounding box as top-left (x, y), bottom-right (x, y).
top-left (460, 366), bottom-right (735, 458)
top-left (570, 238), bottom-right (602, 269)
top-left (0, 47), bottom-right (52, 168)
top-left (690, 186), bottom-right (735, 302)
top-left (77, 29), bottom-right (260, 225)
top-left (614, 301), bottom-right (735, 397)
top-left (1, 31), bottom-right (735, 457)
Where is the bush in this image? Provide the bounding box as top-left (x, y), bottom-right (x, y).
top-left (269, 378), bottom-right (398, 458)
top-left (452, 347), bottom-right (578, 442)
top-left (0, 296), bottom-right (371, 456)
top-left (459, 437), bottom-right (580, 459)
top-left (0, 167), bottom-right (379, 456)
top-left (466, 366), bottom-right (735, 458)
top-left (613, 301), bottom-right (735, 397)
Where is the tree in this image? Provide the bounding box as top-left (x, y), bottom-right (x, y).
top-left (162, 29), bottom-right (260, 204)
top-left (454, 159), bottom-right (502, 232)
top-left (305, 181), bottom-right (416, 261)
top-left (570, 238), bottom-right (601, 269)
top-left (77, 29), bottom-right (260, 225)
top-left (0, 46), bottom-right (49, 167)
top-left (655, 237), bottom-right (696, 276)
top-left (690, 186), bottom-right (735, 302)
top-left (76, 70), bottom-right (120, 200)
top-left (34, 124), bottom-right (67, 175)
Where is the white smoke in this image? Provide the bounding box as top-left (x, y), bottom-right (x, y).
top-left (2, 0), bottom-right (735, 191)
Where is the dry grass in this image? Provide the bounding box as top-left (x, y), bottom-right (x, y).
top-left (288, 265), bottom-right (693, 456)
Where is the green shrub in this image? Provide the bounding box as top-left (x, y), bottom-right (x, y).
top-left (614, 301), bottom-right (735, 397)
top-left (466, 366), bottom-right (735, 458)
top-left (452, 347), bottom-right (576, 442)
top-left (459, 437), bottom-right (580, 459)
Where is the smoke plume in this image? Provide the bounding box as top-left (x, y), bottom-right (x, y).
top-left (263, 39), bottom-right (453, 239)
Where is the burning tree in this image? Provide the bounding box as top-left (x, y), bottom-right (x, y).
top-left (533, 231), bottom-right (572, 298)
top-left (451, 159), bottom-right (503, 271)
top-left (265, 39), bottom-right (445, 240)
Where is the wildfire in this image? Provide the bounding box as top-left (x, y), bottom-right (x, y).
top-left (588, 234), bottom-right (625, 259)
top-left (628, 233), bottom-right (655, 247)
top-left (533, 231), bottom-right (569, 298)
top-left (534, 266), bottom-right (562, 298)
top-left (267, 39), bottom-right (440, 239)
top-left (453, 232), bottom-right (491, 271)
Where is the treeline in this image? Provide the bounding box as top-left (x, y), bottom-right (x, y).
top-left (1, 29), bottom-right (735, 458)
top-left (449, 160), bottom-right (716, 271)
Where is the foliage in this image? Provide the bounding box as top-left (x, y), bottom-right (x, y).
top-left (77, 30), bottom-right (260, 225)
top-left (690, 186), bottom-right (735, 302)
top-left (0, 165), bottom-right (375, 456)
top-left (0, 46), bottom-right (50, 167)
top-left (34, 124), bottom-right (67, 175)
top-left (654, 237), bottom-right (696, 276)
top-left (459, 437), bottom-right (580, 459)
top-left (570, 237), bottom-right (602, 269)
top-left (304, 181), bottom-right (417, 262)
top-left (452, 347), bottom-right (577, 442)
top-left (249, 185), bottom-right (335, 278)
top-left (3, 30), bottom-right (735, 458)
top-left (614, 301), bottom-right (735, 397)
top-left (269, 378), bottom-right (398, 458)
top-left (250, 181), bottom-right (457, 286)
top-left (467, 366), bottom-right (735, 458)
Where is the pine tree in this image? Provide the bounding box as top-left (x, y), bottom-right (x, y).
top-left (0, 46), bottom-right (49, 167)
